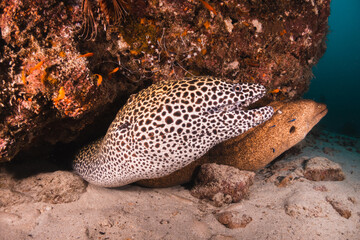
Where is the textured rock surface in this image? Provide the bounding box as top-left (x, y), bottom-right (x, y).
top-left (263, 156), bottom-right (345, 187)
top-left (190, 163), bottom-right (255, 206)
top-left (304, 157), bottom-right (345, 181)
top-left (216, 211), bottom-right (252, 229)
top-left (326, 197), bottom-right (352, 219)
top-left (0, 0), bottom-right (139, 162)
top-left (138, 99), bottom-right (327, 187)
top-left (0, 0), bottom-right (330, 162)
top-left (263, 157), bottom-right (307, 186)
top-left (0, 170), bottom-right (87, 207)
top-left (284, 186), bottom-right (333, 218)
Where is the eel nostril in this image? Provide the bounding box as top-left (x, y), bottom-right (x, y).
top-left (289, 126), bottom-right (296, 134)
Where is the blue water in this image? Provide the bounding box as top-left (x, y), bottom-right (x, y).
top-left (304, 0), bottom-right (360, 137)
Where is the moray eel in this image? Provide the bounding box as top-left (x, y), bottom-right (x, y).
top-left (73, 76), bottom-right (274, 187)
top-left (138, 100), bottom-right (328, 188)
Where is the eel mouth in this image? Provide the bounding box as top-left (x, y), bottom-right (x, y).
top-left (205, 84), bottom-right (267, 114)
top-left (207, 95), bottom-right (266, 114)
top-left (242, 85), bottom-right (267, 108)
top-left (302, 102), bottom-right (328, 130)
top-left (313, 103), bottom-right (328, 123)
top-left (242, 95), bottom-right (268, 111)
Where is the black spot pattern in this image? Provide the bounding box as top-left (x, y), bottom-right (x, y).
top-left (73, 76), bottom-right (274, 187)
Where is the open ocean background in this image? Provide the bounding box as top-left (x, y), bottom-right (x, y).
top-left (304, 0), bottom-right (360, 137)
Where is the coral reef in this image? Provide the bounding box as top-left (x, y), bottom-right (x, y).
top-left (0, 0), bottom-right (138, 161)
top-left (0, 0), bottom-right (330, 161)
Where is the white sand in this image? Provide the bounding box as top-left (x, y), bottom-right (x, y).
top-left (0, 130), bottom-right (359, 240)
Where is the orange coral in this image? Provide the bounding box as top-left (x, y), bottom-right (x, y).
top-left (53, 87), bottom-right (65, 102)
top-left (77, 52), bottom-right (94, 58)
top-left (28, 60), bottom-right (45, 74)
top-left (199, 0), bottom-right (217, 15)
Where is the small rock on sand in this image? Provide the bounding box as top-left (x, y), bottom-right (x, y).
top-left (326, 197), bottom-right (352, 219)
top-left (0, 188), bottom-right (33, 208)
top-left (0, 171), bottom-right (87, 207)
top-left (284, 186), bottom-right (332, 218)
top-left (190, 163), bottom-right (255, 207)
top-left (265, 156), bottom-right (345, 187)
top-left (14, 171), bottom-right (87, 204)
top-left (216, 211), bottom-right (252, 229)
top-left (304, 157), bottom-right (345, 181)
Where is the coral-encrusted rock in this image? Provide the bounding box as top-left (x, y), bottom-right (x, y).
top-left (190, 163), bottom-right (255, 206)
top-left (216, 211), bottom-right (252, 229)
top-left (1, 0), bottom-right (330, 162)
top-left (0, 171), bottom-right (87, 207)
top-left (304, 157), bottom-right (345, 181)
top-left (0, 0), bottom-right (138, 162)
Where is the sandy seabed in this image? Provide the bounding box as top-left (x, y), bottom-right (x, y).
top-left (0, 130), bottom-right (359, 240)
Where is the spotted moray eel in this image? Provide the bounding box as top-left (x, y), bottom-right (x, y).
top-left (73, 76), bottom-right (274, 187)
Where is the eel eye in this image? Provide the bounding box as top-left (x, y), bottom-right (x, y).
top-left (232, 84), bottom-right (242, 92)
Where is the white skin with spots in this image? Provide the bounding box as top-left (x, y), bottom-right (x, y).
top-left (73, 76), bottom-right (274, 187)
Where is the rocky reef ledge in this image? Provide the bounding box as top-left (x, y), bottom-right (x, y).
top-left (0, 0), bottom-right (330, 161)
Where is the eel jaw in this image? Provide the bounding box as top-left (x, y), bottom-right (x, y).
top-left (233, 84), bottom-right (267, 111)
top-left (310, 102), bottom-right (328, 127)
top-left (251, 105), bottom-right (274, 125)
top-left (241, 84), bottom-right (267, 108)
top-left (205, 84), bottom-right (268, 114)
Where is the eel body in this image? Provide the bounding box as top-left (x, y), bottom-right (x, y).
top-left (73, 76), bottom-right (274, 187)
